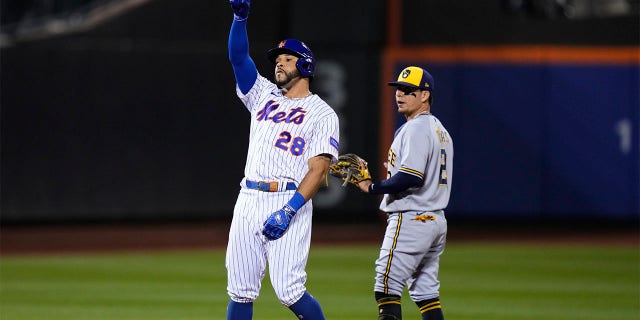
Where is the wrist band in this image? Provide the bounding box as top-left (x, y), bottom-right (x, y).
top-left (286, 192), bottom-right (306, 211)
top-left (234, 15), bottom-right (247, 21)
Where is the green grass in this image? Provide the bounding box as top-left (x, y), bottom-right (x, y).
top-left (1, 243), bottom-right (638, 320)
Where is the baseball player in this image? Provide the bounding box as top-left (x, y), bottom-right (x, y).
top-left (356, 66), bottom-right (453, 320)
top-left (225, 1), bottom-right (339, 319)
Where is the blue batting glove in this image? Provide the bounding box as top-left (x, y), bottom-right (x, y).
top-left (262, 204), bottom-right (296, 241)
top-left (229, 0), bottom-right (251, 21)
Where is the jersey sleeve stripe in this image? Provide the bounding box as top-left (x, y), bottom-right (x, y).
top-left (399, 167), bottom-right (425, 179)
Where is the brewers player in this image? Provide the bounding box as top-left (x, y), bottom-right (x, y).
top-left (357, 66), bottom-right (453, 320)
top-left (225, 0), bottom-right (339, 319)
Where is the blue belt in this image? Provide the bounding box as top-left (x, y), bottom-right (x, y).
top-left (245, 180), bottom-right (297, 192)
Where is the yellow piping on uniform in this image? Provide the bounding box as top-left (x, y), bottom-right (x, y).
top-left (419, 301), bottom-right (441, 313)
top-left (383, 213), bottom-right (402, 294)
top-left (377, 300), bottom-right (401, 307)
top-left (399, 167), bottom-right (424, 179)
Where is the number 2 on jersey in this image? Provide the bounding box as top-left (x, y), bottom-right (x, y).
top-left (275, 131), bottom-right (305, 156)
top-left (439, 148), bottom-right (448, 186)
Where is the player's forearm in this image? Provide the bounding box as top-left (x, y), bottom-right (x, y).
top-left (228, 19), bottom-right (257, 94)
top-left (367, 171), bottom-right (422, 195)
top-left (228, 19), bottom-right (249, 65)
top-left (296, 156), bottom-right (331, 201)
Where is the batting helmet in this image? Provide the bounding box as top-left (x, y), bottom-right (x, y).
top-left (266, 39), bottom-right (316, 78)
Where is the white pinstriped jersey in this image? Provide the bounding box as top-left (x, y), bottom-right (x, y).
top-left (380, 113), bottom-right (453, 213)
top-left (236, 74), bottom-right (340, 184)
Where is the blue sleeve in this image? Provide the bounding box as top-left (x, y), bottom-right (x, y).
top-left (228, 19), bottom-right (258, 95)
top-left (369, 171), bottom-right (423, 195)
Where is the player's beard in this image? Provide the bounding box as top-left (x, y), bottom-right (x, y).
top-left (275, 68), bottom-right (302, 89)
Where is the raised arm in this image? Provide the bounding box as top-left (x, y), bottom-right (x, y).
top-left (228, 0), bottom-right (257, 94)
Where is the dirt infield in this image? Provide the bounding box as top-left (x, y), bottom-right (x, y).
top-left (1, 220), bottom-right (637, 255)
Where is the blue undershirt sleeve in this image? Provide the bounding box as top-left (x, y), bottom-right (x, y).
top-left (228, 19), bottom-right (258, 95)
top-left (368, 171), bottom-right (423, 195)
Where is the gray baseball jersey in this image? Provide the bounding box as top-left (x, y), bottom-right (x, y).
top-left (374, 112), bottom-right (453, 301)
top-left (380, 113), bottom-right (453, 213)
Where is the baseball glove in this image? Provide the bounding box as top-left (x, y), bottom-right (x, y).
top-left (329, 153), bottom-right (372, 187)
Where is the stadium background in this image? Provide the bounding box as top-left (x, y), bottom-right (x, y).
top-left (2, 0), bottom-right (638, 225)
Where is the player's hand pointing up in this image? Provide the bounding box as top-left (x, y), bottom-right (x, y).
top-left (229, 0), bottom-right (251, 21)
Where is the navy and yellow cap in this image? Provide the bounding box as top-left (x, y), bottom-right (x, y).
top-left (388, 66), bottom-right (434, 91)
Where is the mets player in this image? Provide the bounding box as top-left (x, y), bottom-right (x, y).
top-left (357, 66), bottom-right (453, 320)
top-left (225, 1), bottom-right (339, 319)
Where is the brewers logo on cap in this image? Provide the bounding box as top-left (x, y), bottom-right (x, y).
top-left (388, 66), bottom-right (434, 91)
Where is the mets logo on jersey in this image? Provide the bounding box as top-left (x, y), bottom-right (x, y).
top-left (256, 100), bottom-right (306, 124)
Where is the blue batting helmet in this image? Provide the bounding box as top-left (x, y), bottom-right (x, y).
top-left (266, 39), bottom-right (316, 78)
